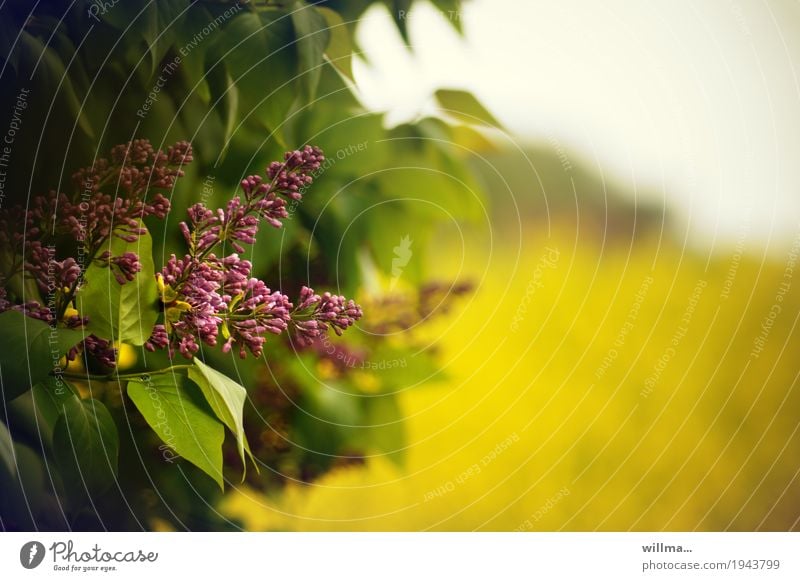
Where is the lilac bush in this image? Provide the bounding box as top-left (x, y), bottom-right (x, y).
top-left (0, 140), bottom-right (362, 367)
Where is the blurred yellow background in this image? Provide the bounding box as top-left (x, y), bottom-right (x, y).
top-left (222, 0), bottom-right (800, 531)
top-left (223, 177), bottom-right (800, 530)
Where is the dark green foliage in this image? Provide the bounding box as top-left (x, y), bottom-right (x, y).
top-left (0, 0), bottom-right (484, 531)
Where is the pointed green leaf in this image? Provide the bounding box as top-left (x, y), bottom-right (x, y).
top-left (77, 222), bottom-right (159, 346)
top-left (430, 0), bottom-right (463, 35)
top-left (291, 1), bottom-right (331, 102)
top-left (206, 64), bottom-right (240, 160)
top-left (206, 10), bottom-right (297, 140)
top-left (26, 377), bottom-right (79, 454)
top-left (127, 374), bottom-right (225, 490)
top-left (435, 88), bottom-right (502, 128)
top-left (187, 359), bottom-right (254, 473)
top-left (390, 0), bottom-right (413, 44)
top-left (18, 32), bottom-right (94, 138)
top-left (0, 311), bottom-right (84, 402)
top-left (0, 420), bottom-right (15, 479)
top-left (52, 397), bottom-right (118, 499)
top-left (318, 7), bottom-right (353, 81)
top-left (98, 0), bottom-right (189, 75)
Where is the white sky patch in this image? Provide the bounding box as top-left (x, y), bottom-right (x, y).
top-left (353, 0), bottom-right (800, 250)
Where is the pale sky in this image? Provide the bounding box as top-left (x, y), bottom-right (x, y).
top-left (353, 0), bottom-right (800, 250)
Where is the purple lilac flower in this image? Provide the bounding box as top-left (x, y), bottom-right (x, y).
top-left (66, 334), bottom-right (117, 368)
top-left (144, 324), bottom-right (169, 352)
top-left (239, 175), bottom-right (288, 228)
top-left (266, 145), bottom-right (324, 200)
top-left (291, 286), bottom-right (363, 345)
top-left (219, 197), bottom-right (259, 253)
top-left (83, 335), bottom-right (117, 368)
top-left (220, 254), bottom-right (252, 296)
top-left (109, 252), bottom-right (142, 284)
top-left (23, 242), bottom-right (55, 293)
top-left (158, 254), bottom-right (225, 358)
top-left (172, 263), bottom-right (224, 349)
top-left (222, 280), bottom-right (292, 358)
top-left (22, 303), bottom-right (52, 323)
top-left (8, 301), bottom-right (52, 323)
top-left (0, 282), bottom-right (8, 312)
top-left (64, 313), bottom-right (89, 328)
top-left (175, 334), bottom-right (199, 358)
top-left (68, 139), bottom-right (189, 244)
top-left (182, 259), bottom-right (226, 313)
top-left (159, 253), bottom-right (192, 287)
top-left (23, 242), bottom-right (82, 295)
top-left (143, 145), bottom-right (361, 360)
top-left (0, 140), bottom-right (199, 370)
top-left (179, 203), bottom-right (220, 254)
top-left (255, 192), bottom-right (289, 229)
top-left (0, 139), bottom-right (189, 328)
top-left (146, 193), bottom-right (171, 219)
top-left (239, 174), bottom-right (269, 199)
top-left (104, 138), bottom-right (192, 193)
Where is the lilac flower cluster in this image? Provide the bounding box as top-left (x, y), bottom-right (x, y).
top-left (0, 278), bottom-right (51, 323)
top-left (75, 139), bottom-right (192, 199)
top-left (79, 335), bottom-right (117, 368)
top-left (0, 139), bottom-right (192, 369)
top-left (266, 145), bottom-right (324, 200)
top-left (146, 145), bottom-right (362, 360)
top-left (221, 277), bottom-right (293, 358)
top-left (292, 287), bottom-right (364, 346)
top-left (179, 146), bottom-right (325, 259)
top-left (86, 250), bottom-right (143, 286)
top-left (151, 251), bottom-right (292, 359)
top-left (2, 141), bottom-right (361, 368)
top-left (12, 139), bottom-right (190, 256)
top-left (156, 253), bottom-right (224, 357)
top-left (239, 145), bottom-right (324, 229)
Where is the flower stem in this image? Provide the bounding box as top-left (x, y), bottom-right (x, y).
top-left (57, 364), bottom-right (193, 382)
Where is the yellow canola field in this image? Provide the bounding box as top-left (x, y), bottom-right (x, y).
top-left (223, 230), bottom-right (800, 530)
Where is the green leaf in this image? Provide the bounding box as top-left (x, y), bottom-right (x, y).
top-left (177, 90), bottom-right (226, 163)
top-left (0, 441), bottom-right (49, 529)
top-left (30, 377), bottom-right (80, 453)
top-left (0, 311), bottom-right (84, 402)
top-left (291, 1), bottom-right (331, 102)
top-left (318, 7), bottom-right (353, 81)
top-left (435, 88), bottom-right (502, 128)
top-left (77, 222), bottom-right (159, 346)
top-left (98, 0), bottom-right (189, 75)
top-left (206, 64), bottom-right (240, 161)
top-left (127, 374), bottom-right (225, 490)
top-left (0, 419), bottom-right (15, 479)
top-left (389, 0), bottom-right (413, 44)
top-left (187, 359), bottom-right (254, 474)
top-left (52, 397), bottom-right (118, 499)
top-left (3, 376), bottom-right (78, 463)
top-left (175, 5), bottom-right (221, 99)
top-left (430, 0), bottom-right (463, 34)
top-left (206, 10), bottom-right (298, 141)
top-left (17, 32), bottom-right (94, 139)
